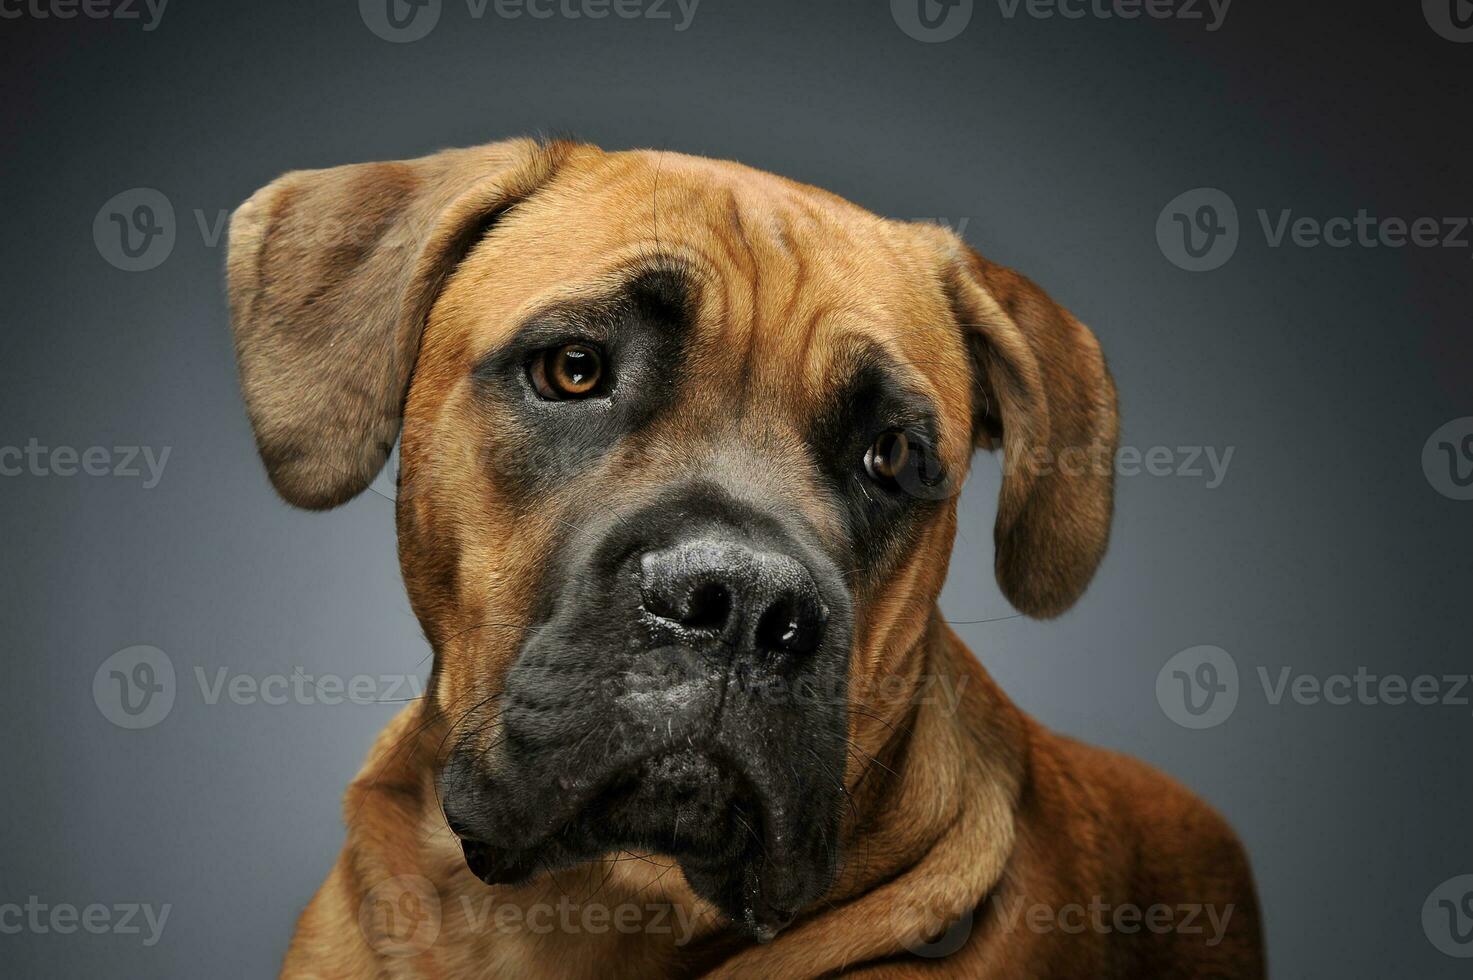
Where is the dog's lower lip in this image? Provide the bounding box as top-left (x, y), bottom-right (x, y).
top-left (452, 744), bottom-right (762, 867)
top-left (459, 837), bottom-right (492, 880)
top-left (588, 746), bottom-right (752, 842)
top-left (443, 714), bottom-right (841, 938)
top-left (454, 832), bottom-right (503, 884)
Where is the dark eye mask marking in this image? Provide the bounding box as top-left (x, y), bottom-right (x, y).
top-left (470, 264), bottom-right (696, 498)
top-left (806, 345), bottom-right (946, 577)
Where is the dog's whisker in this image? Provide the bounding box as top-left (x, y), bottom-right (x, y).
top-left (938, 613), bottom-right (1022, 626)
top-left (577, 852), bottom-right (622, 907)
top-left (442, 619), bottom-right (545, 646)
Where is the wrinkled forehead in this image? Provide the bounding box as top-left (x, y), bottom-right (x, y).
top-left (432, 148), bottom-right (973, 455)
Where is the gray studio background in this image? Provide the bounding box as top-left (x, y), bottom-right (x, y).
top-left (2, 0), bottom-right (1470, 976)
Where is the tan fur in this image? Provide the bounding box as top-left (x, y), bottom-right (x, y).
top-left (226, 140), bottom-right (1264, 978)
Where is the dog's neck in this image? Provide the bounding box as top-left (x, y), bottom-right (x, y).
top-left (344, 609), bottom-right (1024, 977)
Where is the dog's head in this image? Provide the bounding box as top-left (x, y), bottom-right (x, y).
top-left (227, 138), bottom-right (1117, 940)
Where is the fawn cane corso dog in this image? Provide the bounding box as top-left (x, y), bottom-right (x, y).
top-left (226, 137), bottom-right (1264, 978)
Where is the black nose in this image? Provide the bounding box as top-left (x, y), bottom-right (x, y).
top-left (639, 539), bottom-right (829, 655)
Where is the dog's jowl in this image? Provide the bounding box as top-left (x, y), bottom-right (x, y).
top-left (227, 138), bottom-right (1265, 978)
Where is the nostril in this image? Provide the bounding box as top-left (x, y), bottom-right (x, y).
top-left (681, 582), bottom-right (732, 632)
top-left (641, 542), bottom-right (828, 655)
top-left (755, 597), bottom-right (824, 654)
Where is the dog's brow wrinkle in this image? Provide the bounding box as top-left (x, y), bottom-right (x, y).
top-left (779, 225), bottom-right (808, 339)
top-left (772, 213), bottom-right (795, 255)
top-left (649, 147), bottom-right (666, 252)
top-left (724, 188), bottom-right (752, 256)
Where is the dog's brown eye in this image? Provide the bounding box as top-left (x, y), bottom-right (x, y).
top-left (864, 430), bottom-right (910, 485)
top-left (530, 344), bottom-right (604, 400)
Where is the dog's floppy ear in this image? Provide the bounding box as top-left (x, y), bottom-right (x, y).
top-left (921, 226), bottom-right (1120, 618)
top-left (226, 138), bottom-right (569, 509)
